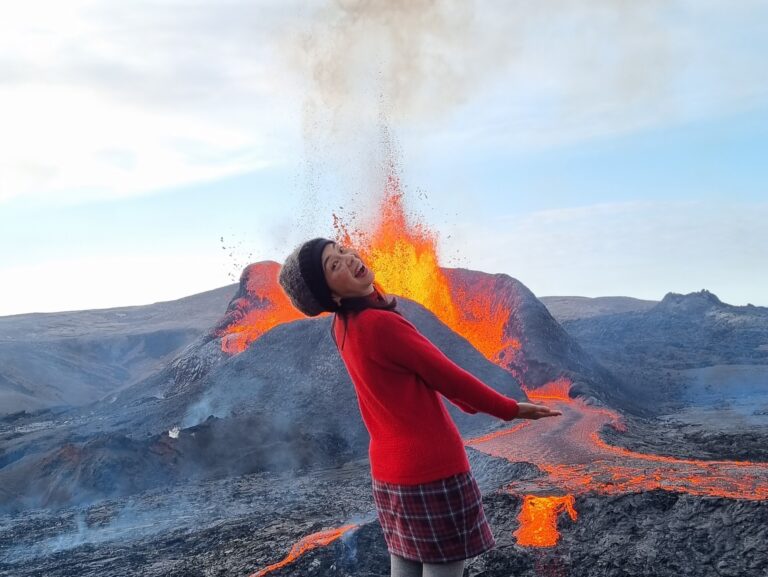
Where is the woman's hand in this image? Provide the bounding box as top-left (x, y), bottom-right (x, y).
top-left (516, 402), bottom-right (562, 420)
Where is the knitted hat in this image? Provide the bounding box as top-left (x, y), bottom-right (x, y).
top-left (278, 237), bottom-right (340, 317)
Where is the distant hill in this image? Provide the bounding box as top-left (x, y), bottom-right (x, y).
top-left (540, 295), bottom-right (659, 322)
top-left (0, 284), bottom-right (237, 415)
top-left (560, 289), bottom-right (768, 369)
top-left (554, 290), bottom-right (768, 413)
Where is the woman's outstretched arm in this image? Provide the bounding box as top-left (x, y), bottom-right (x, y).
top-left (364, 310), bottom-right (523, 420)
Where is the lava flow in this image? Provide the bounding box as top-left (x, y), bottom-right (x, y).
top-left (249, 524), bottom-right (358, 577)
top-left (514, 495), bottom-right (578, 548)
top-left (466, 377), bottom-right (768, 547)
top-left (213, 262), bottom-right (307, 354)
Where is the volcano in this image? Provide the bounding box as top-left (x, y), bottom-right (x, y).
top-left (0, 259), bottom-right (611, 512)
top-left (2, 183), bottom-right (767, 576)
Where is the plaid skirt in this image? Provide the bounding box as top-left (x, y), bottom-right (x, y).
top-left (371, 470), bottom-right (496, 563)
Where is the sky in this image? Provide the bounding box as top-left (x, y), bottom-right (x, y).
top-left (1, 0), bottom-right (767, 316)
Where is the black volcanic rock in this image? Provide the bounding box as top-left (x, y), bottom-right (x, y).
top-left (1, 451), bottom-right (766, 577)
top-left (561, 289), bottom-right (768, 369)
top-left (656, 288), bottom-right (724, 313)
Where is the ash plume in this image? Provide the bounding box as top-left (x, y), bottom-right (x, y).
top-left (289, 0), bottom-right (672, 131)
top-left (283, 0), bottom-right (675, 236)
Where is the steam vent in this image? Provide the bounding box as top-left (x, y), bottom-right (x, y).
top-left (1, 175), bottom-right (767, 577)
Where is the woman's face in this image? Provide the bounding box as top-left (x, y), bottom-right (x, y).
top-left (321, 241), bottom-right (374, 305)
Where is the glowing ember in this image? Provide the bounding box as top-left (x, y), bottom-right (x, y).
top-left (249, 524), bottom-right (358, 577)
top-left (514, 495), bottom-right (578, 547)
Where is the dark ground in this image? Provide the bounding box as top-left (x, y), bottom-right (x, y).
top-left (2, 440), bottom-right (767, 577)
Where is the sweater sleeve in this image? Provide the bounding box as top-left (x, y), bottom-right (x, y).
top-left (447, 397), bottom-right (480, 414)
top-left (365, 310), bottom-right (520, 421)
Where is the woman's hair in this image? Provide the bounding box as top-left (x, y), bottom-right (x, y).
top-left (330, 281), bottom-right (402, 351)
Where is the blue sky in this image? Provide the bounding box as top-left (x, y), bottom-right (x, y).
top-left (1, 0), bottom-right (766, 315)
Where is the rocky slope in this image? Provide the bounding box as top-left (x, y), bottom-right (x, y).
top-left (0, 285), bottom-right (237, 415)
top-left (0, 296), bottom-right (528, 512)
top-left (448, 269), bottom-right (631, 412)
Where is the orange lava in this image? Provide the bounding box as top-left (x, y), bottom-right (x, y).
top-left (514, 495), bottom-right (578, 547)
top-left (468, 395), bottom-right (768, 503)
top-left (465, 421), bottom-right (531, 445)
top-left (218, 157), bottom-right (521, 363)
top-left (215, 262), bottom-right (308, 354)
top-left (249, 524), bottom-right (358, 577)
top-left (523, 377), bottom-right (573, 402)
top-left (330, 164), bottom-right (521, 364)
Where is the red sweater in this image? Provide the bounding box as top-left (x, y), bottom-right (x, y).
top-left (333, 305), bottom-right (520, 484)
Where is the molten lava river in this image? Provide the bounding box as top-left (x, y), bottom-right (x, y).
top-left (466, 380), bottom-right (768, 547)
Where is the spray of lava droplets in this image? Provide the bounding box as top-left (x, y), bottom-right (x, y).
top-left (331, 164), bottom-right (522, 365)
top-left (216, 158), bottom-right (521, 367)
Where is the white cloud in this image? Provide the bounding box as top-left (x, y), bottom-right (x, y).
top-left (442, 200), bottom-right (768, 306)
top-left (0, 84), bottom-right (275, 204)
top-left (2, 0), bottom-right (767, 205)
top-left (0, 0), bottom-right (306, 206)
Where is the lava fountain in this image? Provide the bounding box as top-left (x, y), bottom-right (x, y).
top-left (216, 161), bottom-right (521, 368)
top-left (331, 168), bottom-right (522, 364)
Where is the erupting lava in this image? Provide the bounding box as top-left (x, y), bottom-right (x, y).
top-left (214, 262), bottom-right (307, 354)
top-left (216, 163), bottom-right (522, 367)
top-left (234, 162), bottom-right (767, 570)
top-left (522, 377), bottom-right (572, 402)
top-left (249, 524), bottom-right (358, 577)
top-left (331, 169), bottom-right (522, 364)
top-left (514, 495), bottom-right (578, 548)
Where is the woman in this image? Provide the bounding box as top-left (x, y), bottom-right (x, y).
top-left (278, 237), bottom-right (561, 577)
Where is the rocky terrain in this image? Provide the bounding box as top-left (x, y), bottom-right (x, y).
top-left (1, 276), bottom-right (766, 577)
top-left (0, 290), bottom-right (529, 513)
top-left (557, 289), bottom-right (768, 370)
top-left (1, 447), bottom-right (765, 577)
top-left (550, 290), bottom-right (768, 416)
top-left (0, 285), bottom-right (236, 415)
